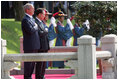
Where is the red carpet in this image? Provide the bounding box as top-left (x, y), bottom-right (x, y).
top-left (11, 74), bottom-right (102, 79)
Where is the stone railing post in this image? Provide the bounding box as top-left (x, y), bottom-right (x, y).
top-left (77, 35), bottom-right (96, 79)
top-left (1, 39), bottom-right (7, 79)
top-left (1, 39), bottom-right (18, 79)
top-left (64, 60), bottom-right (78, 79)
top-left (101, 34), bottom-right (117, 79)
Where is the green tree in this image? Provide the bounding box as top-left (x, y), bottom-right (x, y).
top-left (13, 1), bottom-right (24, 21)
top-left (71, 1), bottom-right (117, 38)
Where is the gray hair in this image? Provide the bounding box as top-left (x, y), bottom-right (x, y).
top-left (23, 3), bottom-right (34, 12)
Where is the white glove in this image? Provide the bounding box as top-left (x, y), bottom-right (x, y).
top-left (34, 23), bottom-right (38, 30)
top-left (45, 28), bottom-right (48, 32)
top-left (50, 17), bottom-right (57, 27)
top-left (67, 19), bottom-right (74, 30)
top-left (83, 20), bottom-right (90, 31)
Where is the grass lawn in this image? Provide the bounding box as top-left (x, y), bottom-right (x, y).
top-left (1, 19), bottom-right (23, 54)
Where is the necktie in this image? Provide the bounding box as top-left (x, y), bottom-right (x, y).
top-left (40, 21), bottom-right (45, 30)
top-left (31, 17), bottom-right (35, 23)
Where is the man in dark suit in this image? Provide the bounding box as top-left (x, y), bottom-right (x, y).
top-left (21, 3), bottom-right (40, 79)
top-left (34, 8), bottom-right (50, 79)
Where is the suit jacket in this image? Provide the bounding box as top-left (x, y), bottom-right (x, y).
top-left (21, 15), bottom-right (40, 51)
top-left (35, 18), bottom-right (50, 51)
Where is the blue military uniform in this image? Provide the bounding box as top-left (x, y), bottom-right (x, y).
top-left (48, 24), bottom-right (57, 45)
top-left (53, 21), bottom-right (73, 68)
top-left (48, 17), bottom-right (57, 47)
top-left (52, 10), bottom-right (74, 68)
top-left (73, 24), bottom-right (85, 46)
top-left (55, 21), bottom-right (73, 46)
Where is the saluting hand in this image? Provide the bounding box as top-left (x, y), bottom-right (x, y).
top-left (50, 17), bottom-right (57, 27)
top-left (67, 19), bottom-right (74, 30)
top-left (83, 20), bottom-right (90, 31)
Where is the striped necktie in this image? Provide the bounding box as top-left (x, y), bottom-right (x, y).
top-left (40, 21), bottom-right (45, 30)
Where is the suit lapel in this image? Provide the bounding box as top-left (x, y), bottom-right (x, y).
top-left (35, 18), bottom-right (45, 31)
top-left (29, 18), bottom-right (35, 26)
top-left (25, 15), bottom-right (35, 26)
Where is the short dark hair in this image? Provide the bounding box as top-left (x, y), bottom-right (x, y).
top-left (35, 8), bottom-right (44, 16)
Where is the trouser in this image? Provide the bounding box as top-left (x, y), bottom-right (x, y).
top-left (36, 50), bottom-right (48, 78)
top-left (24, 50), bottom-right (46, 79)
top-left (35, 61), bottom-right (46, 79)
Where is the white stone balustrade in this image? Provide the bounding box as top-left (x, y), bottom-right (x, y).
top-left (4, 52), bottom-right (77, 62)
top-left (101, 34), bottom-right (117, 79)
top-left (3, 61), bottom-right (18, 79)
top-left (64, 60), bottom-right (78, 79)
top-left (1, 39), bottom-right (6, 79)
top-left (77, 35), bottom-right (96, 79)
top-left (1, 34), bottom-right (117, 79)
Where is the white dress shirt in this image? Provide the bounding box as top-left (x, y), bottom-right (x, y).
top-left (25, 13), bottom-right (33, 19)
